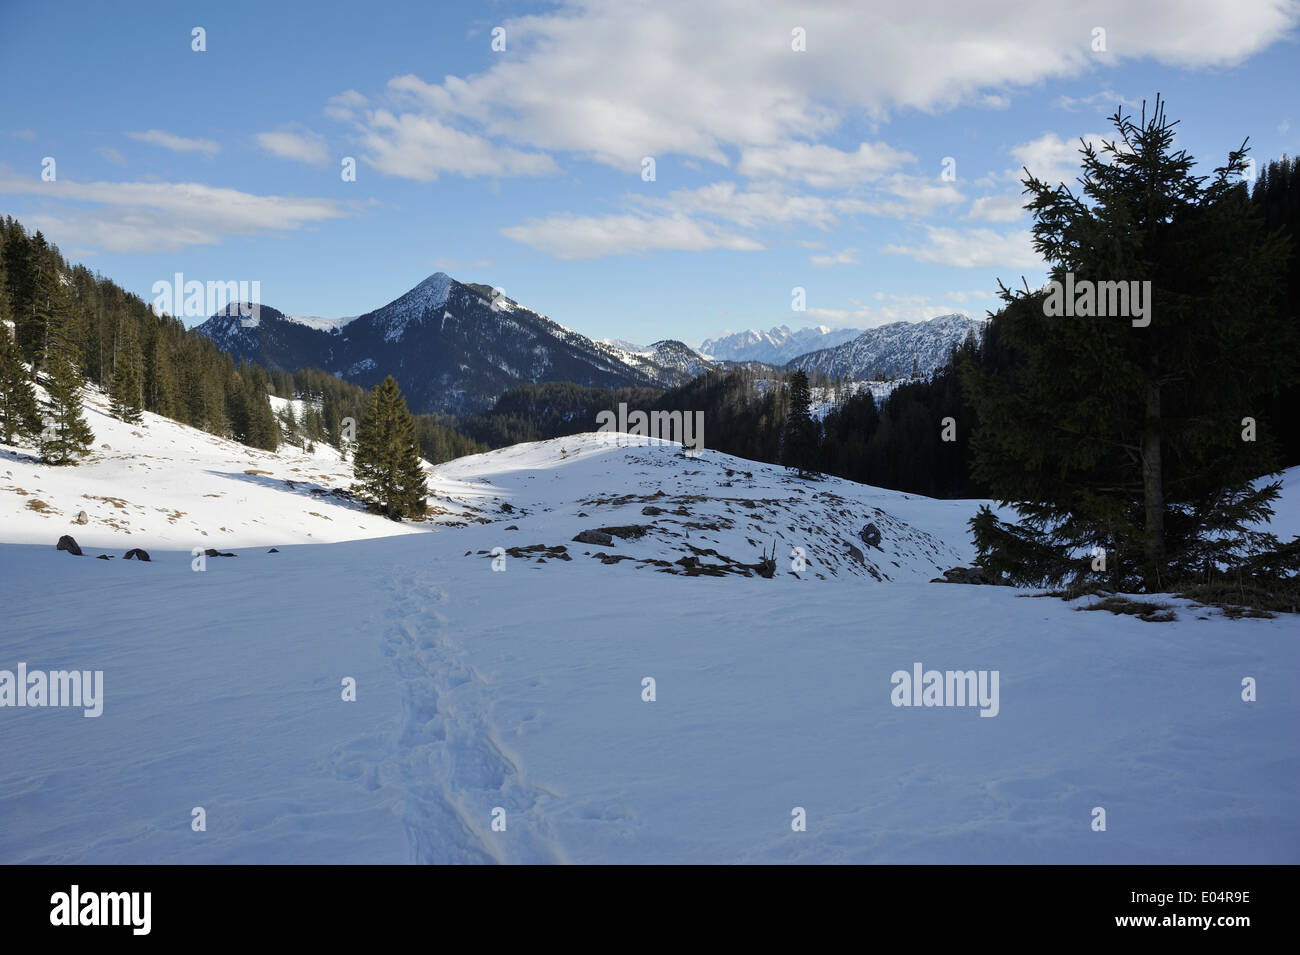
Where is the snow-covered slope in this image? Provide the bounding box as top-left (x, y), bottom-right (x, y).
top-left (787, 313), bottom-right (981, 380)
top-left (0, 386), bottom-right (482, 550)
top-left (2, 397), bottom-right (1297, 865)
top-left (595, 338), bottom-right (717, 386)
top-left (700, 325), bottom-right (860, 364)
top-left (283, 314), bottom-right (356, 332)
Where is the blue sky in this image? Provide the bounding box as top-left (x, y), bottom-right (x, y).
top-left (1, 0), bottom-right (1297, 347)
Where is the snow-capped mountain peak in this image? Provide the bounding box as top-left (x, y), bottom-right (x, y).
top-left (699, 324), bottom-right (859, 364)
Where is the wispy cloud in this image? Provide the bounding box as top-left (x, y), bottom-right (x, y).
top-left (126, 129), bottom-right (220, 157)
top-left (256, 129), bottom-right (330, 165)
top-left (502, 212), bottom-right (763, 259)
top-left (810, 247), bottom-right (859, 268)
top-left (884, 226), bottom-right (1041, 269)
top-left (359, 110), bottom-right (558, 182)
top-left (0, 171), bottom-right (351, 253)
top-left (335, 0), bottom-right (1297, 178)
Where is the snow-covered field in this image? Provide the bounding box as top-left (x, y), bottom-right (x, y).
top-left (1, 394), bottom-right (1297, 863)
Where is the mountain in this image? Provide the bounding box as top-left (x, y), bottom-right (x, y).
top-left (699, 324), bottom-right (860, 364)
top-left (785, 313), bottom-right (981, 380)
top-left (596, 338), bottom-right (717, 381)
top-left (195, 274), bottom-right (693, 415)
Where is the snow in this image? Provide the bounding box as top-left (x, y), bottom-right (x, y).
top-left (376, 272), bottom-right (453, 343)
top-left (2, 398), bottom-right (1297, 863)
top-left (283, 314), bottom-right (356, 332)
top-left (0, 385), bottom-right (469, 550)
top-left (756, 378), bottom-right (902, 419)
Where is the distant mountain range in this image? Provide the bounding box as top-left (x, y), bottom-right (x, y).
top-left (699, 324), bottom-right (860, 364)
top-left (786, 313), bottom-right (982, 381)
top-left (196, 274), bottom-right (701, 415)
top-left (195, 274), bottom-right (979, 415)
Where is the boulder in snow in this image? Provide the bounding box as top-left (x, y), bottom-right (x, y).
top-left (931, 566), bottom-right (990, 585)
top-left (56, 535), bottom-right (82, 556)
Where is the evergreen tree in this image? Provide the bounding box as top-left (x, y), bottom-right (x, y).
top-left (352, 376), bottom-right (428, 520)
top-left (109, 321), bottom-right (144, 423)
top-left (963, 98), bottom-right (1297, 590)
top-left (781, 370), bottom-right (819, 474)
top-left (0, 322), bottom-right (40, 443)
top-left (38, 345), bottom-right (93, 465)
top-left (143, 331), bottom-right (177, 418)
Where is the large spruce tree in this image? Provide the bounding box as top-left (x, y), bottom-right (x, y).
top-left (109, 321), bottom-right (144, 423)
top-left (963, 98), bottom-right (1298, 590)
top-left (38, 343), bottom-right (94, 465)
top-left (781, 370), bottom-right (819, 475)
top-left (352, 375), bottom-right (428, 520)
top-left (0, 321), bottom-right (40, 443)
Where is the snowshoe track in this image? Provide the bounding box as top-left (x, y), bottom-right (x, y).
top-left (379, 573), bottom-right (567, 864)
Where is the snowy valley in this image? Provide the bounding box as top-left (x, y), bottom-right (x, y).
top-left (2, 388), bottom-right (1296, 864)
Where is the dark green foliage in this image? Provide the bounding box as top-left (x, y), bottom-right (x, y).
top-left (1252, 156), bottom-right (1300, 467)
top-left (109, 320), bottom-right (144, 423)
top-left (352, 376), bottom-right (428, 520)
top-left (0, 215), bottom-right (299, 453)
top-left (969, 505), bottom-right (1085, 588)
top-left (963, 98), bottom-right (1298, 590)
top-left (0, 322), bottom-right (40, 443)
top-left (781, 370), bottom-right (819, 473)
top-left (38, 344), bottom-right (93, 464)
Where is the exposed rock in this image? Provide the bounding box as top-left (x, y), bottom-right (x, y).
top-left (573, 529), bottom-right (614, 546)
top-left (268, 548), bottom-right (279, 553)
top-left (845, 542), bottom-right (865, 565)
top-left (930, 566), bottom-right (989, 585)
top-left (204, 548), bottom-right (237, 557)
top-left (859, 523), bottom-right (882, 549)
top-left (73, 510), bottom-right (89, 525)
top-left (124, 548), bottom-right (151, 561)
top-left (56, 535), bottom-right (82, 556)
top-left (597, 525), bottom-right (651, 540)
top-left (95, 554), bottom-right (112, 560)
top-left (641, 505), bottom-right (664, 516)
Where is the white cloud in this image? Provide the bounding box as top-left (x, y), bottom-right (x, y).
top-left (11, 129), bottom-right (36, 141)
top-left (1009, 131), bottom-right (1112, 186)
top-left (256, 129), bottom-right (330, 165)
top-left (126, 129), bottom-right (221, 157)
top-left (1053, 89), bottom-right (1140, 112)
top-left (0, 172), bottom-right (350, 253)
top-left (95, 146), bottom-right (126, 165)
top-left (737, 141), bottom-right (913, 187)
top-left (966, 193), bottom-right (1028, 222)
top-left (325, 89), bottom-right (368, 121)
top-left (501, 212), bottom-right (763, 259)
top-left (341, 0), bottom-right (1296, 175)
top-left (359, 110), bottom-right (558, 181)
top-left (803, 292), bottom-right (983, 328)
top-left (639, 182), bottom-right (844, 230)
top-left (883, 226), bottom-right (1041, 269)
top-left (810, 247), bottom-right (859, 267)
top-left (870, 174), bottom-right (966, 217)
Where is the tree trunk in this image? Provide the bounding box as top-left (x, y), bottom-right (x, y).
top-left (1141, 377), bottom-right (1165, 587)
